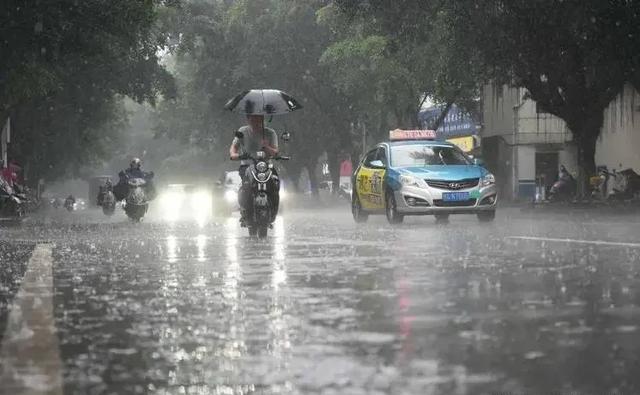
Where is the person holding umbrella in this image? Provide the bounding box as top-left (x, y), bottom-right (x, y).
top-left (225, 89), bottom-right (302, 226)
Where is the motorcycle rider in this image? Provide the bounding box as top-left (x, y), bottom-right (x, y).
top-left (97, 179), bottom-right (113, 206)
top-left (64, 194), bottom-right (76, 210)
top-left (114, 158), bottom-right (156, 201)
top-left (229, 114), bottom-right (279, 224)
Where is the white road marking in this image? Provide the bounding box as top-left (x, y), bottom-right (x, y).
top-left (507, 236), bottom-right (640, 248)
top-left (0, 244), bottom-right (63, 395)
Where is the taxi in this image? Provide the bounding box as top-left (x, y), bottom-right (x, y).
top-left (352, 129), bottom-right (497, 224)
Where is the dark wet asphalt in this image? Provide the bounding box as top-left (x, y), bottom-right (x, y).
top-left (1, 207), bottom-right (640, 394)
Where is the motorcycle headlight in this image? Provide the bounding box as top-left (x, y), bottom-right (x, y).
top-left (400, 175), bottom-right (423, 188)
top-left (481, 173), bottom-right (496, 186)
top-left (256, 172), bottom-right (268, 182)
top-left (256, 161), bottom-right (268, 173)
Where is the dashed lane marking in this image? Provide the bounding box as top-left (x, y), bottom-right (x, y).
top-left (0, 244), bottom-right (63, 395)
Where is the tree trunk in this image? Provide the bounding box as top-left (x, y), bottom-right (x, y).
top-left (568, 112), bottom-right (603, 197)
top-left (306, 165), bottom-right (319, 197)
top-left (326, 149), bottom-right (340, 195)
top-left (285, 162), bottom-right (302, 193)
top-left (304, 156), bottom-right (319, 197)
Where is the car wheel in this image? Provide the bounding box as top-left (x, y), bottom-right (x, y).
top-left (477, 210), bottom-right (496, 222)
top-left (435, 213), bottom-right (450, 224)
top-left (385, 190), bottom-right (404, 224)
top-left (352, 191), bottom-right (368, 223)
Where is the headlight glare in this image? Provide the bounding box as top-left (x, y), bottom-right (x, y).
top-left (224, 190), bottom-right (237, 203)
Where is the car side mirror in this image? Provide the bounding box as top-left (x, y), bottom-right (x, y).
top-left (473, 158), bottom-right (484, 166)
top-left (370, 160), bottom-right (385, 169)
top-left (281, 131), bottom-right (291, 142)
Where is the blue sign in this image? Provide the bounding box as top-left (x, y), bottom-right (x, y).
top-left (418, 104), bottom-right (478, 138)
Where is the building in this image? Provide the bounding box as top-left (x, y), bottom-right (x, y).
top-left (419, 103), bottom-right (480, 153)
top-left (481, 83), bottom-right (640, 201)
top-left (596, 84), bottom-right (640, 172)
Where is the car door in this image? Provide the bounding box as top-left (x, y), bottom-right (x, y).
top-left (356, 147), bottom-right (386, 210)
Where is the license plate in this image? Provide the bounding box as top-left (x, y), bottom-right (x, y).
top-left (442, 192), bottom-right (470, 201)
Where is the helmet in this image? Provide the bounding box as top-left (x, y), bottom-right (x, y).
top-left (130, 158), bottom-right (142, 169)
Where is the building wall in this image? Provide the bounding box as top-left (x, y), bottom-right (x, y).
top-left (596, 84), bottom-right (640, 172)
top-left (481, 85), bottom-right (521, 140)
top-left (482, 84), bottom-right (576, 200)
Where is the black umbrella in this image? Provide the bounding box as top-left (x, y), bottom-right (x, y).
top-left (224, 89), bottom-right (303, 115)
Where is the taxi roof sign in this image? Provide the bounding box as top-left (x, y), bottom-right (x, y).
top-left (389, 129), bottom-right (437, 141)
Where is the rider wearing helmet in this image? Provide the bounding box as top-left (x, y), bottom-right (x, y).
top-left (114, 157), bottom-right (155, 201)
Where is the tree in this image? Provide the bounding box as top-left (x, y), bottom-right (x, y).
top-left (330, 0), bottom-right (484, 130)
top-left (0, 0), bottom-right (176, 181)
top-left (157, 0), bottom-right (357, 194)
top-left (453, 0), bottom-right (640, 180)
top-left (336, 0), bottom-right (640, 182)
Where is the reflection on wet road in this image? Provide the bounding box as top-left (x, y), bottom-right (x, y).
top-left (1, 208), bottom-right (640, 394)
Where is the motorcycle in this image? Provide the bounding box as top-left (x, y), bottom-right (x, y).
top-left (97, 182), bottom-right (116, 216)
top-left (64, 197), bottom-right (76, 212)
top-left (549, 173), bottom-right (577, 202)
top-left (235, 150), bottom-right (289, 238)
top-left (122, 172), bottom-right (154, 222)
top-left (102, 190), bottom-right (116, 216)
top-left (607, 168), bottom-right (640, 200)
top-left (0, 178), bottom-right (26, 219)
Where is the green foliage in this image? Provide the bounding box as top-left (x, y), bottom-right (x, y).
top-left (336, 0), bottom-right (640, 175)
top-left (0, 0), bottom-right (177, 181)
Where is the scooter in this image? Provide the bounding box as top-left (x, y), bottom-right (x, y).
top-left (234, 150), bottom-right (289, 238)
top-left (549, 173), bottom-right (577, 202)
top-left (0, 178), bottom-right (26, 219)
top-left (608, 168), bottom-right (640, 200)
top-left (123, 177), bottom-right (149, 222)
top-left (97, 181), bottom-right (116, 216)
top-left (64, 197), bottom-right (76, 212)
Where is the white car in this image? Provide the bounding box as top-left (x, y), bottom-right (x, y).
top-left (158, 184), bottom-right (213, 225)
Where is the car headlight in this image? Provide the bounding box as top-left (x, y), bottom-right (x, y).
top-left (161, 192), bottom-right (183, 210)
top-left (190, 191), bottom-right (212, 211)
top-left (400, 175), bottom-right (423, 188)
top-left (256, 161), bottom-right (268, 173)
top-left (481, 173), bottom-right (496, 186)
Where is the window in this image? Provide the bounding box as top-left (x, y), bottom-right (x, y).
top-left (375, 147), bottom-right (388, 166)
top-left (362, 149), bottom-right (379, 167)
top-left (390, 144), bottom-right (470, 167)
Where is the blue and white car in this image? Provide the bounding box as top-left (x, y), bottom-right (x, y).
top-left (352, 130), bottom-right (497, 224)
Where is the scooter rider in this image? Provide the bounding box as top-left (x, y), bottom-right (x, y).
top-left (97, 179), bottom-right (113, 206)
top-left (114, 158), bottom-right (156, 201)
top-left (229, 114), bottom-right (279, 224)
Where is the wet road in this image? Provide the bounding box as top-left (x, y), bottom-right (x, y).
top-left (1, 207), bottom-right (640, 394)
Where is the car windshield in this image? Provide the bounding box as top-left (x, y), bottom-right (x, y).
top-left (391, 144), bottom-right (470, 167)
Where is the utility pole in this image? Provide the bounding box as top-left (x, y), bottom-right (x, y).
top-left (361, 121), bottom-right (367, 157)
top-left (1, 117), bottom-right (10, 168)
